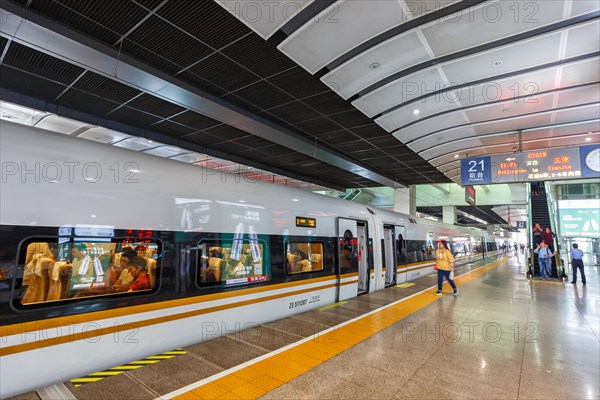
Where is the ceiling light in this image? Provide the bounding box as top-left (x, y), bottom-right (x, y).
top-left (369, 62), bottom-right (380, 70)
top-left (454, 154), bottom-right (459, 158)
top-left (239, 200), bottom-right (246, 203)
top-left (292, 198), bottom-right (299, 202)
top-left (492, 60), bottom-right (503, 67)
top-left (148, 140), bottom-right (153, 144)
top-left (413, 109), bottom-right (420, 115)
top-left (585, 137), bottom-right (592, 142)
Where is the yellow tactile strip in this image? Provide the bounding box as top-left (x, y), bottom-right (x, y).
top-left (167, 258), bottom-right (504, 400)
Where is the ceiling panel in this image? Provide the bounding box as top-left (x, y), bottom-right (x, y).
top-left (394, 112), bottom-right (471, 144)
top-left (472, 113), bottom-right (554, 135)
top-left (556, 84), bottom-right (600, 107)
top-left (377, 66), bottom-right (560, 132)
top-left (322, 30), bottom-right (429, 100)
top-left (278, 0), bottom-right (412, 74)
top-left (571, 0), bottom-right (600, 16)
top-left (564, 20), bottom-right (600, 58)
top-left (353, 67), bottom-right (446, 117)
top-left (441, 32), bottom-right (563, 84)
top-left (421, 1), bottom-right (565, 57)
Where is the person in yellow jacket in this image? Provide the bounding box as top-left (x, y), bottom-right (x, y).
top-left (435, 240), bottom-right (458, 296)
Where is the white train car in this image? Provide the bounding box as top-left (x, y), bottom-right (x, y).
top-left (0, 120), bottom-right (499, 397)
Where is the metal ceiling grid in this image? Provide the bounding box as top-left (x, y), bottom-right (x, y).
top-left (72, 71), bottom-right (143, 103)
top-left (0, 65), bottom-right (67, 102)
top-left (55, 88), bottom-right (121, 116)
top-left (169, 110), bottom-right (221, 131)
top-left (10, 0), bottom-right (591, 190)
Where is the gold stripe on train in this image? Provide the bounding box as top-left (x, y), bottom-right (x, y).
top-left (0, 283), bottom-right (338, 357)
top-left (1, 275), bottom-right (337, 338)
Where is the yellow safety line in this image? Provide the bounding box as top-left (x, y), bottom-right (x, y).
top-left (317, 301), bottom-right (348, 311)
top-left (171, 259), bottom-right (504, 400)
top-left (531, 279), bottom-right (564, 285)
top-left (70, 349), bottom-right (186, 387)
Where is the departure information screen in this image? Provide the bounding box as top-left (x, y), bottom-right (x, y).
top-left (461, 145), bottom-right (599, 185)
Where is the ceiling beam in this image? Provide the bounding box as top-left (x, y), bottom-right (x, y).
top-left (0, 2), bottom-right (405, 189)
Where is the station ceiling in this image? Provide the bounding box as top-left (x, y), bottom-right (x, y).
top-left (0, 0), bottom-right (598, 191)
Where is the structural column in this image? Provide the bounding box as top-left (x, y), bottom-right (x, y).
top-left (443, 205), bottom-right (456, 225)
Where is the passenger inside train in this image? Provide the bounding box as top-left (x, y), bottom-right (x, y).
top-left (19, 240), bottom-right (158, 305)
top-left (199, 240), bottom-right (268, 286)
top-left (286, 243), bottom-right (324, 274)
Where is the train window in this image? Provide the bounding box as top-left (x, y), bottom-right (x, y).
top-left (285, 242), bottom-right (324, 275)
top-left (18, 239), bottom-right (160, 306)
top-left (198, 237), bottom-right (268, 286)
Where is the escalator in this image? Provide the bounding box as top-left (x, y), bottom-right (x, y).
top-left (529, 182), bottom-right (559, 278)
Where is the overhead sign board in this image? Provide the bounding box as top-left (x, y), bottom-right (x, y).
top-left (461, 144), bottom-right (600, 185)
top-left (465, 186), bottom-right (476, 206)
top-left (516, 221), bottom-right (527, 229)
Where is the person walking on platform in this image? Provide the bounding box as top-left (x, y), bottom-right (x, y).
top-left (435, 240), bottom-right (458, 296)
top-left (570, 243), bottom-right (586, 285)
top-left (534, 241), bottom-right (552, 280)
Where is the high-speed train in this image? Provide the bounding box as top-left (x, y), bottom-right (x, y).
top-left (0, 120), bottom-right (500, 397)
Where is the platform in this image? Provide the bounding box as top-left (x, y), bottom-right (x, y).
top-left (11, 254), bottom-right (599, 400)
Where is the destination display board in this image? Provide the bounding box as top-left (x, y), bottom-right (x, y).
top-left (461, 144), bottom-right (600, 185)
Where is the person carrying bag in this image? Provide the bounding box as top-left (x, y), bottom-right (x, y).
top-left (435, 240), bottom-right (459, 296)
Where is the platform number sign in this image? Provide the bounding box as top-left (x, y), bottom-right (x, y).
top-left (461, 156), bottom-right (492, 185)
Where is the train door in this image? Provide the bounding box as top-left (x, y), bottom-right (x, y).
top-left (395, 225), bottom-right (406, 284)
top-left (357, 222), bottom-right (369, 294)
top-left (383, 225), bottom-right (395, 286)
top-left (337, 218), bottom-right (360, 301)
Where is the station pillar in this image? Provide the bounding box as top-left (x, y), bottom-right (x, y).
top-left (443, 205), bottom-right (456, 225)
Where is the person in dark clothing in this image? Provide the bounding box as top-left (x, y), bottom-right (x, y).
top-left (570, 243), bottom-right (586, 285)
top-left (542, 227), bottom-right (556, 252)
top-left (532, 223), bottom-right (543, 246)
